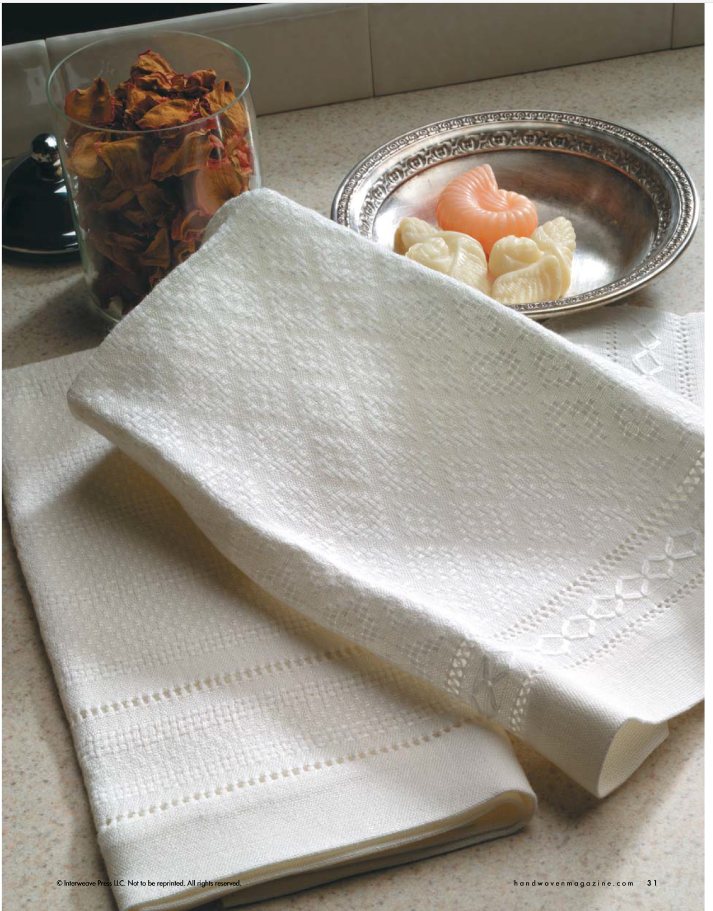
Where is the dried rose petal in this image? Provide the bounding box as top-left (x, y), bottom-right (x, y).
top-left (150, 130), bottom-right (214, 180)
top-left (131, 50), bottom-right (175, 78)
top-left (129, 50), bottom-right (176, 94)
top-left (139, 225), bottom-right (171, 271)
top-left (65, 77), bottom-right (115, 124)
top-left (203, 79), bottom-right (248, 139)
top-left (202, 79), bottom-right (235, 112)
top-left (134, 72), bottom-right (173, 94)
top-left (172, 69), bottom-right (217, 96)
top-left (118, 186), bottom-right (173, 231)
top-left (66, 131), bottom-right (109, 178)
top-left (87, 229), bottom-right (144, 271)
top-left (121, 82), bottom-right (163, 124)
top-left (135, 182), bottom-right (172, 220)
top-left (99, 176), bottom-right (130, 203)
top-left (97, 188), bottom-right (135, 213)
top-left (171, 208), bottom-right (210, 242)
top-left (172, 238), bottom-right (199, 266)
top-left (66, 121), bottom-right (91, 147)
top-left (192, 160), bottom-right (244, 216)
top-left (112, 232), bottom-right (145, 250)
top-left (137, 98), bottom-right (201, 130)
top-left (225, 135), bottom-right (253, 175)
top-left (97, 136), bottom-right (152, 189)
top-left (121, 205), bottom-right (156, 229)
top-left (113, 80), bottom-right (130, 102)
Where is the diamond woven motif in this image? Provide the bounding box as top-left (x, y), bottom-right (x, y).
top-left (665, 529), bottom-right (700, 559)
top-left (633, 347), bottom-right (664, 377)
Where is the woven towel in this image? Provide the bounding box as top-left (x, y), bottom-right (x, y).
top-left (67, 189), bottom-right (703, 801)
top-left (3, 353), bottom-right (535, 911)
top-left (551, 303), bottom-right (704, 410)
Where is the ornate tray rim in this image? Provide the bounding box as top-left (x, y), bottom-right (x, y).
top-left (331, 110), bottom-right (699, 319)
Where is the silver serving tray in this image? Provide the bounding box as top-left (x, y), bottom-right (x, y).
top-left (331, 111), bottom-right (698, 319)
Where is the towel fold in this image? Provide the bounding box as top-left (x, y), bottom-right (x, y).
top-left (67, 189), bottom-right (703, 799)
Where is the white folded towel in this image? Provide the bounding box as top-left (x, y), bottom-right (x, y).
top-left (551, 303), bottom-right (704, 409)
top-left (67, 189), bottom-right (703, 799)
top-left (3, 353), bottom-right (535, 911)
top-left (4, 188), bottom-right (703, 911)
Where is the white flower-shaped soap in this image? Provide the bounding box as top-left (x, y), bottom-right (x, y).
top-left (393, 217), bottom-right (440, 255)
top-left (491, 254), bottom-right (563, 305)
top-left (531, 216), bottom-right (576, 296)
top-left (406, 232), bottom-right (491, 297)
top-left (489, 216), bottom-right (576, 303)
top-left (489, 236), bottom-right (543, 278)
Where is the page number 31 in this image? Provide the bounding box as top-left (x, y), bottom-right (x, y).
top-left (647, 880), bottom-right (658, 887)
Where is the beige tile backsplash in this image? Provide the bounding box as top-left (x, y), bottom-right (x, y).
top-left (2, 39), bottom-right (53, 158)
top-left (44, 4), bottom-right (373, 117)
top-left (369, 3), bottom-right (675, 95)
top-left (3, 2), bottom-right (703, 159)
top-left (672, 2), bottom-right (705, 48)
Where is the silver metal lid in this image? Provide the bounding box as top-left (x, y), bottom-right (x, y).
top-left (2, 133), bottom-right (80, 257)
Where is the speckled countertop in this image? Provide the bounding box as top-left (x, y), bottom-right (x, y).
top-left (3, 47), bottom-right (703, 911)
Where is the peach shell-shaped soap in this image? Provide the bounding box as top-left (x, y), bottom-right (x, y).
top-left (436, 164), bottom-right (538, 255)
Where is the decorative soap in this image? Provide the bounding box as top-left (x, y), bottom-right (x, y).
top-left (488, 236), bottom-right (542, 279)
top-left (406, 232), bottom-right (491, 296)
top-left (393, 216), bottom-right (440, 254)
top-left (489, 216), bottom-right (577, 303)
top-left (395, 205), bottom-right (576, 307)
top-left (531, 216), bottom-right (576, 296)
top-left (436, 164), bottom-right (538, 255)
top-left (491, 254), bottom-right (563, 305)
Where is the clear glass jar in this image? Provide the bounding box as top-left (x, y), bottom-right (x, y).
top-left (47, 30), bottom-right (261, 323)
